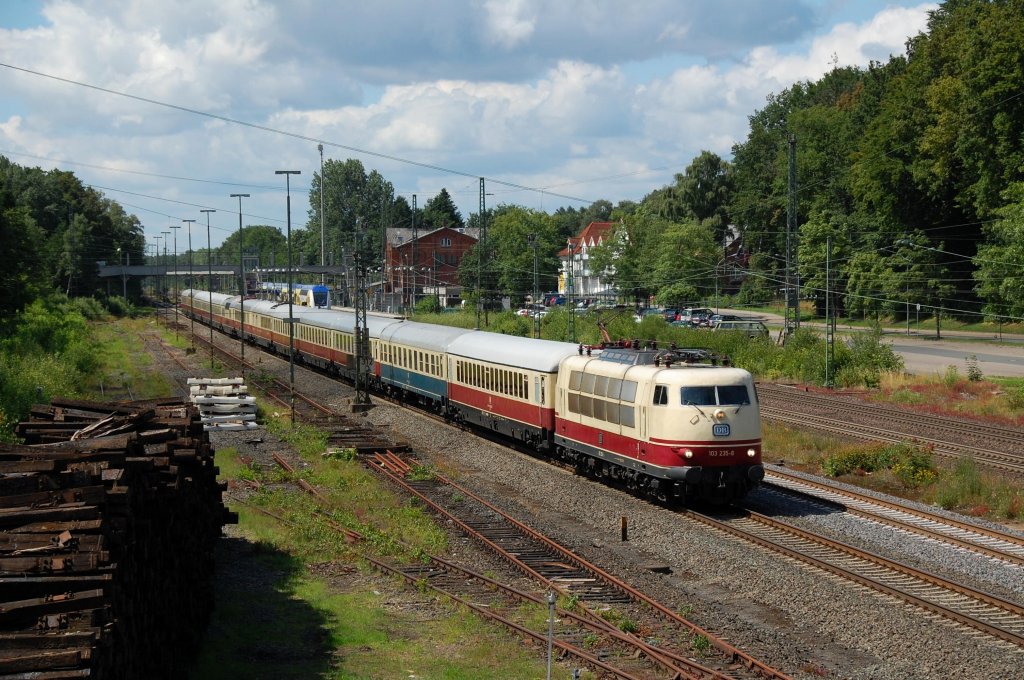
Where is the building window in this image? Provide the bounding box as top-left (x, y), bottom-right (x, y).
top-left (440, 237), bottom-right (452, 247)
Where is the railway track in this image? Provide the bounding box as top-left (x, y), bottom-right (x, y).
top-left (149, 320), bottom-right (402, 454)
top-left (157, 313), bottom-right (789, 678)
top-left (367, 452), bottom-right (788, 680)
top-left (686, 507), bottom-right (1024, 650)
top-left (758, 384), bottom-right (1024, 475)
top-left (762, 468), bottom-right (1024, 567)
top-left (158, 310), bottom-right (1024, 667)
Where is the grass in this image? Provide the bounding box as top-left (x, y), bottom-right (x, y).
top-left (873, 371), bottom-right (1024, 426)
top-left (194, 434), bottom-right (561, 678)
top-left (80, 318), bottom-right (178, 400)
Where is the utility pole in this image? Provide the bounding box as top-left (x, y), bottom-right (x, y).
top-left (528, 233), bottom-right (540, 339)
top-left (411, 194), bottom-right (417, 313)
top-left (276, 170), bottom-right (301, 425)
top-left (200, 211), bottom-right (216, 370)
top-left (784, 134), bottom-right (800, 340)
top-left (183, 219), bottom-right (196, 352)
top-left (352, 221), bottom-right (372, 410)
top-left (318, 144), bottom-right (326, 286)
top-left (824, 236), bottom-right (833, 387)
top-left (567, 238), bottom-right (576, 343)
top-left (477, 178), bottom-right (485, 329)
top-left (230, 193), bottom-right (250, 370)
top-left (169, 225), bottom-right (180, 340)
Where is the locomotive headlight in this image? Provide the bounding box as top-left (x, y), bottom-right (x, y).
top-left (683, 449), bottom-right (694, 459)
top-left (747, 449), bottom-right (757, 457)
top-left (714, 409), bottom-right (726, 421)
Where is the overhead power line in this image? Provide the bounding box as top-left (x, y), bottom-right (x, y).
top-left (0, 62), bottom-right (593, 206)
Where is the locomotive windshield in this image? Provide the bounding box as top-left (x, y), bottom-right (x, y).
top-left (313, 289), bottom-right (329, 307)
top-left (681, 385), bottom-right (750, 406)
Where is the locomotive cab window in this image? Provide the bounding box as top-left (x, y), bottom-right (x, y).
top-left (653, 384), bottom-right (669, 405)
top-left (680, 385), bottom-right (751, 406)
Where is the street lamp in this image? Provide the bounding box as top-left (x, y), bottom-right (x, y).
top-left (169, 224), bottom-right (181, 340)
top-left (276, 170), bottom-right (301, 425)
top-left (183, 219), bottom-right (196, 352)
top-left (230, 193), bottom-right (250, 370)
top-left (201, 209), bottom-right (216, 370)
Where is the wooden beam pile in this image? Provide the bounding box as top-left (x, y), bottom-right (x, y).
top-left (0, 397), bottom-right (236, 679)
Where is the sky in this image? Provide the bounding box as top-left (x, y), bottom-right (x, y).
top-left (0, 0), bottom-right (938, 252)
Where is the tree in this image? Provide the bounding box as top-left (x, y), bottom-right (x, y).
top-left (421, 188), bottom-right (463, 230)
top-left (463, 207), bottom-right (559, 301)
top-left (0, 203), bottom-right (45, 324)
top-left (217, 224), bottom-right (287, 270)
top-left (974, 182), bottom-right (1024, 319)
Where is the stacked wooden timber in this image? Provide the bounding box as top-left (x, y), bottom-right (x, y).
top-left (188, 378), bottom-right (258, 431)
top-left (0, 397), bottom-right (235, 679)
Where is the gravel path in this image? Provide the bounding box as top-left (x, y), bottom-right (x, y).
top-left (165, 324), bottom-right (1024, 679)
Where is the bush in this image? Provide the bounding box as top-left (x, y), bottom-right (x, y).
top-left (821, 441), bottom-right (935, 488)
top-left (965, 355), bottom-right (983, 382)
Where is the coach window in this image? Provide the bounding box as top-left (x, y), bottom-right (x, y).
top-left (569, 370), bottom-right (582, 391)
top-left (619, 405), bottom-right (635, 427)
top-left (653, 384), bottom-right (669, 406)
top-left (620, 380), bottom-right (638, 403)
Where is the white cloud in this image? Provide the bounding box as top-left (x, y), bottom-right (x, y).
top-left (483, 0), bottom-right (537, 49)
top-left (0, 1), bottom-right (937, 245)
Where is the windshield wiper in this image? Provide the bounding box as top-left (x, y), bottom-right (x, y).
top-left (684, 400), bottom-right (711, 421)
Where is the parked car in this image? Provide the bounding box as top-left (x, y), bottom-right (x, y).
top-left (634, 308), bottom-right (664, 322)
top-left (712, 319), bottom-right (770, 338)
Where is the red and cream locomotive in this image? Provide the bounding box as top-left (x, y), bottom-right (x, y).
top-left (180, 289), bottom-right (763, 504)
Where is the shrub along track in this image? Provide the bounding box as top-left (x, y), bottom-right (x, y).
top-left (757, 383), bottom-right (1024, 475)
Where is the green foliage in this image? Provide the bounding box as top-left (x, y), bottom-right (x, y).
top-left (943, 365), bottom-right (960, 388)
top-left (821, 441), bottom-right (936, 488)
top-left (965, 355), bottom-right (983, 382)
top-left (414, 295), bottom-right (441, 315)
top-left (690, 633), bottom-right (711, 654)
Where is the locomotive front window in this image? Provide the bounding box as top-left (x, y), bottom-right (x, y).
top-left (717, 385), bottom-right (751, 405)
top-left (680, 386), bottom-right (716, 406)
top-left (680, 385), bottom-right (751, 406)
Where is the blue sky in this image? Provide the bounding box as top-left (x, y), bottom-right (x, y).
top-left (0, 1), bottom-right (937, 249)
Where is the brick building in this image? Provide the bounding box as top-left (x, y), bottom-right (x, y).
top-left (383, 226), bottom-right (479, 312)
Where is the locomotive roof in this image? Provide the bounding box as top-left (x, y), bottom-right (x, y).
top-left (379, 321), bottom-right (471, 350)
top-left (446, 332), bottom-right (580, 372)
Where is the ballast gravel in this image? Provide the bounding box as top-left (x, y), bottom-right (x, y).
top-left (181, 329), bottom-right (1022, 680)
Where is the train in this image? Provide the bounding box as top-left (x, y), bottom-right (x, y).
top-left (180, 289), bottom-right (764, 504)
top-left (255, 282), bottom-right (331, 308)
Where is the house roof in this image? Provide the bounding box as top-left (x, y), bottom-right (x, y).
top-left (558, 221), bottom-right (615, 257)
top-left (386, 226), bottom-right (480, 247)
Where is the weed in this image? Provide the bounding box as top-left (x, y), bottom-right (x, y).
top-left (407, 464), bottom-right (436, 481)
top-left (564, 594), bottom-right (580, 611)
top-left (322, 447), bottom-right (357, 461)
top-left (942, 365), bottom-right (960, 388)
top-left (415, 577), bottom-right (430, 594)
top-left (582, 633), bottom-right (600, 649)
top-left (618, 618), bottom-right (639, 634)
top-left (677, 604), bottom-right (694, 618)
top-left (690, 633), bottom-right (710, 655)
top-left (966, 355), bottom-right (983, 382)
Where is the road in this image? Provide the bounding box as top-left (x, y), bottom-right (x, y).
top-left (721, 309), bottom-right (1024, 378)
